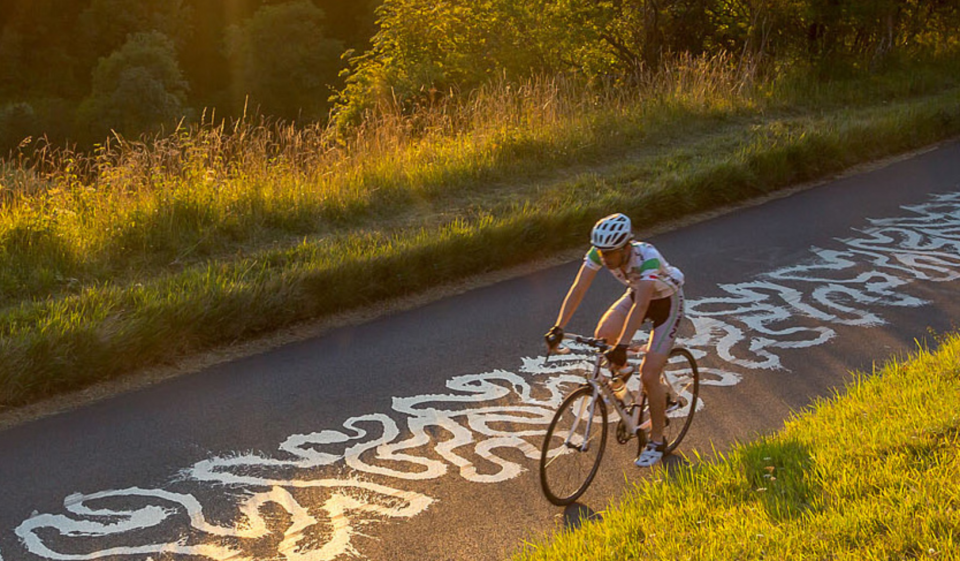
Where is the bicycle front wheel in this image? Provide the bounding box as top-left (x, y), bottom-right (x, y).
top-left (539, 385), bottom-right (608, 506)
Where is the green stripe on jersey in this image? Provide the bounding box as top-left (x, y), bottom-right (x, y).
top-left (587, 247), bottom-right (602, 267)
top-left (637, 258), bottom-right (661, 273)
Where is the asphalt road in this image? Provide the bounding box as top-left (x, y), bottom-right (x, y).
top-left (1, 140), bottom-right (959, 561)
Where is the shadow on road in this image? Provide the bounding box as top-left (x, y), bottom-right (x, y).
top-left (563, 503), bottom-right (602, 530)
top-left (661, 452), bottom-right (692, 475)
top-left (560, 454), bottom-right (690, 531)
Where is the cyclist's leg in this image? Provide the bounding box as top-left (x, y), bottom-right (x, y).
top-left (639, 350), bottom-right (669, 443)
top-left (639, 290), bottom-right (685, 445)
top-left (594, 290), bottom-right (633, 343)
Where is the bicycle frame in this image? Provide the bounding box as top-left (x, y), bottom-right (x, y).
top-left (549, 335), bottom-right (645, 448)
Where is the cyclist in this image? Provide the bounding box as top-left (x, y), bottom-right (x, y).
top-left (545, 213), bottom-right (685, 467)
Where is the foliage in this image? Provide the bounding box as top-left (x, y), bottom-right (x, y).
top-left (1, 52), bottom-right (960, 405)
top-left (333, 0), bottom-right (553, 128)
top-left (76, 0), bottom-right (194, 68)
top-left (1, 0), bottom-right (960, 407)
top-left (0, 0), bottom-right (90, 99)
top-left (224, 1), bottom-right (345, 121)
top-left (0, 102), bottom-right (37, 155)
top-left (2, 0), bottom-right (959, 143)
top-left (0, 25), bottom-right (25, 98)
top-left (76, 31), bottom-right (189, 140)
top-left (0, 0), bottom-right (373, 146)
top-left (333, 0), bottom-right (960, 129)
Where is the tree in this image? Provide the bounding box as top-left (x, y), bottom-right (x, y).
top-left (77, 31), bottom-right (189, 140)
top-left (0, 101), bottom-right (37, 154)
top-left (225, 0), bottom-right (345, 121)
top-left (315, 0), bottom-right (382, 49)
top-left (333, 0), bottom-right (563, 128)
top-left (0, 0), bottom-right (89, 98)
top-left (0, 25), bottom-right (25, 98)
top-left (78, 0), bottom-right (193, 60)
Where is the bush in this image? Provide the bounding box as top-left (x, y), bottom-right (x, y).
top-left (76, 31), bottom-right (189, 141)
top-left (224, 1), bottom-right (345, 122)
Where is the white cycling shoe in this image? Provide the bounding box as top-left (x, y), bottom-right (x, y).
top-left (635, 440), bottom-right (666, 468)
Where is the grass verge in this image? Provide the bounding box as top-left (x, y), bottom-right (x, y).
top-left (2, 58), bottom-right (960, 409)
top-left (514, 334), bottom-right (960, 560)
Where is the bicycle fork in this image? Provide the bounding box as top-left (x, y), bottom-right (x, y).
top-left (564, 386), bottom-right (602, 452)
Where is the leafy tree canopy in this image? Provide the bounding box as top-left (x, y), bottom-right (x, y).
top-left (77, 31), bottom-right (189, 140)
top-left (0, 0), bottom-right (958, 146)
top-left (225, 0), bottom-right (345, 121)
top-left (333, 0), bottom-right (960, 130)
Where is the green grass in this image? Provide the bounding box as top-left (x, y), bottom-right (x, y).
top-left (2, 54), bottom-right (960, 408)
top-left (514, 334), bottom-right (960, 561)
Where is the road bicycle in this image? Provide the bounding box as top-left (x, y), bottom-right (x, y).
top-left (538, 333), bottom-right (700, 506)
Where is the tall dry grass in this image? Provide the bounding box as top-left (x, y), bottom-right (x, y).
top-left (2, 51), bottom-right (960, 407)
top-left (0, 53), bottom-right (761, 306)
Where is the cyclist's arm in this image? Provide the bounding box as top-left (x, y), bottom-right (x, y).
top-left (615, 280), bottom-right (655, 347)
top-left (555, 263), bottom-right (598, 328)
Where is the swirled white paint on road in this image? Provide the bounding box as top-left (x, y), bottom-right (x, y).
top-left (16, 484), bottom-right (430, 561)
top-left (12, 191), bottom-right (960, 560)
top-left (685, 193), bottom-right (960, 370)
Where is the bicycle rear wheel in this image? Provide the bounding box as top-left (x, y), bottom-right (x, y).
top-left (661, 347), bottom-right (699, 453)
top-left (636, 347), bottom-right (700, 455)
top-left (539, 385), bottom-right (608, 506)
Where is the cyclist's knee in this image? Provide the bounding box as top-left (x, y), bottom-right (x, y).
top-left (594, 318), bottom-right (622, 343)
top-left (640, 353), bottom-right (668, 384)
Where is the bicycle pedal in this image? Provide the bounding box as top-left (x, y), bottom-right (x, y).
top-left (665, 395), bottom-right (681, 414)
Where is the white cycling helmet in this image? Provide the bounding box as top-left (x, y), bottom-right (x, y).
top-left (591, 213), bottom-right (633, 250)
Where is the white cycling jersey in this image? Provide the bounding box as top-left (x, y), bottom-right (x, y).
top-left (584, 241), bottom-right (684, 300)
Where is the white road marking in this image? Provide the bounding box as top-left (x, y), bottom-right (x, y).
top-left (11, 191), bottom-right (960, 560)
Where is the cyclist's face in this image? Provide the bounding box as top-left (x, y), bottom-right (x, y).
top-left (598, 246), bottom-right (628, 269)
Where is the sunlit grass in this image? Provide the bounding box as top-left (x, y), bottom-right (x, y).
top-left (514, 335), bottom-right (960, 560)
top-left (0, 53), bottom-right (761, 303)
top-left (1, 53), bottom-right (960, 406)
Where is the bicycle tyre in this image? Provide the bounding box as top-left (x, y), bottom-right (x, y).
top-left (539, 385), bottom-right (608, 506)
top-left (636, 347), bottom-right (700, 455)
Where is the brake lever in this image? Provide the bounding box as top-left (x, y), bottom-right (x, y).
top-left (542, 344), bottom-right (572, 366)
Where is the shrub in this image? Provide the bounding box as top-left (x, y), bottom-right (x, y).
top-left (76, 31), bottom-right (189, 141)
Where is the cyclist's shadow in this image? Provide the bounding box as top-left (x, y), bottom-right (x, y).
top-left (561, 454), bottom-right (691, 530)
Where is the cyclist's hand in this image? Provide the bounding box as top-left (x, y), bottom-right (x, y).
top-left (544, 326), bottom-right (564, 350)
top-left (604, 343), bottom-right (629, 368)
